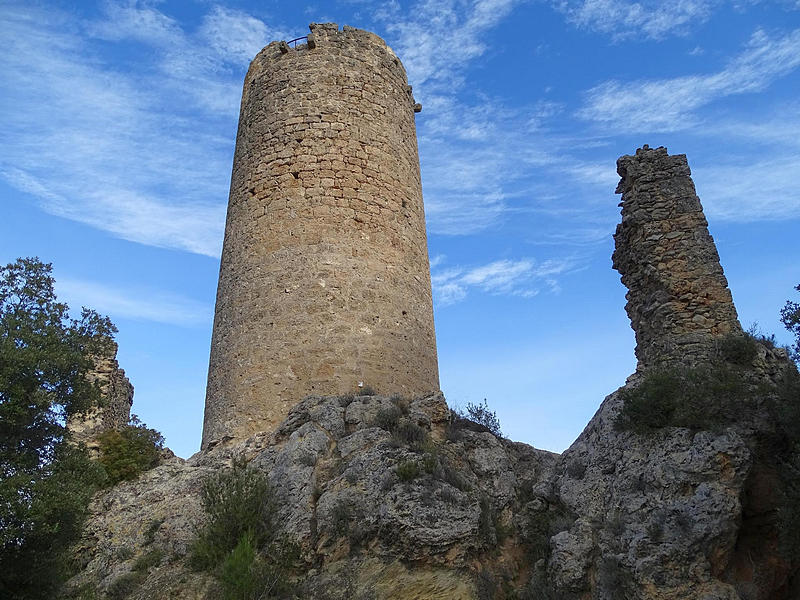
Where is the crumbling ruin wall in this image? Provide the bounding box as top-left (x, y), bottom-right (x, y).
top-left (67, 341), bottom-right (133, 457)
top-left (612, 145), bottom-right (742, 370)
top-left (202, 23), bottom-right (440, 450)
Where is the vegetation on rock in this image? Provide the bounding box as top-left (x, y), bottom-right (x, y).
top-left (0, 257), bottom-right (163, 599)
top-left (781, 283), bottom-right (800, 362)
top-left (97, 415), bottom-right (164, 485)
top-left (0, 258), bottom-right (114, 599)
top-left (191, 456), bottom-right (299, 598)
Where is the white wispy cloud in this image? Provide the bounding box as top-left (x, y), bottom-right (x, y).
top-left (380, 0), bottom-right (523, 96)
top-left (431, 257), bottom-right (574, 305)
top-left (578, 27), bottom-right (800, 131)
top-left (0, 2), bottom-right (282, 257)
top-left (57, 279), bottom-right (211, 327)
top-left (694, 155), bottom-right (800, 222)
top-left (554, 0), bottom-right (720, 40)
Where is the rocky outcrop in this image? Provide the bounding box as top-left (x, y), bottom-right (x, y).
top-left (613, 145), bottom-right (742, 371)
top-left (65, 147), bottom-right (800, 599)
top-left (67, 341), bottom-right (134, 457)
top-left (66, 393), bottom-right (561, 599)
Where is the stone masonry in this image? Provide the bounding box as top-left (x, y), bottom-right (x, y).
top-left (612, 145), bottom-right (742, 370)
top-left (202, 24), bottom-right (440, 450)
top-left (67, 341), bottom-right (134, 458)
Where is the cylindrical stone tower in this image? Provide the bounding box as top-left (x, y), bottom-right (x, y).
top-left (612, 145), bottom-right (742, 371)
top-left (202, 23), bottom-right (440, 449)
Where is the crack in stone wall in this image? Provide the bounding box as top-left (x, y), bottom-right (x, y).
top-left (612, 145), bottom-right (742, 371)
top-left (202, 23), bottom-right (440, 450)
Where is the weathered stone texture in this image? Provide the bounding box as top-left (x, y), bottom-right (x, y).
top-left (67, 341), bottom-right (134, 457)
top-left (613, 145), bottom-right (742, 370)
top-left (202, 23), bottom-right (440, 449)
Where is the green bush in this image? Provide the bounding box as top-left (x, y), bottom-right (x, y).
top-left (219, 533), bottom-right (259, 600)
top-left (781, 284), bottom-right (800, 362)
top-left (0, 443), bottom-right (107, 599)
top-left (450, 400), bottom-right (503, 438)
top-left (465, 399), bottom-right (502, 437)
top-left (0, 258), bottom-right (115, 599)
top-left (106, 571), bottom-right (146, 600)
top-left (614, 364), bottom-right (755, 433)
top-left (131, 548), bottom-right (163, 572)
top-left (395, 460), bottom-right (421, 482)
top-left (97, 416), bottom-right (164, 485)
top-left (374, 406), bottom-right (401, 431)
top-left (190, 458), bottom-right (300, 598)
top-left (716, 333), bottom-right (758, 366)
top-left (392, 420), bottom-right (428, 450)
top-left (218, 532), bottom-right (292, 600)
top-left (190, 457), bottom-right (275, 571)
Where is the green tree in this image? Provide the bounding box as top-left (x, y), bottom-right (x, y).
top-left (781, 284), bottom-right (800, 362)
top-left (0, 257), bottom-right (115, 598)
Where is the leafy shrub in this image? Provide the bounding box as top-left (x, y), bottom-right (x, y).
top-left (422, 452), bottom-right (437, 474)
top-left (106, 572), bottom-right (146, 600)
top-left (218, 533), bottom-right (295, 600)
top-left (0, 443), bottom-right (107, 599)
top-left (143, 518), bottom-right (163, 545)
top-left (614, 364), bottom-right (755, 433)
top-left (389, 394), bottom-right (410, 411)
top-left (374, 406), bottom-right (401, 431)
top-left (131, 548), bottom-right (163, 572)
top-left (219, 533), bottom-right (260, 600)
top-left (465, 399), bottom-right (502, 437)
top-left (781, 284), bottom-right (800, 362)
top-left (395, 460), bottom-right (421, 482)
top-left (357, 385), bottom-right (376, 396)
top-left (0, 258), bottom-right (114, 599)
top-left (717, 333), bottom-right (758, 366)
top-left (190, 458), bottom-right (299, 598)
top-left (97, 416), bottom-right (164, 485)
top-left (392, 420), bottom-right (428, 450)
top-left (449, 400), bottom-right (503, 438)
top-left (190, 457), bottom-right (274, 571)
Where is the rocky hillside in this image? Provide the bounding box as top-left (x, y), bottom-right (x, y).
top-left (64, 147), bottom-right (800, 599)
top-left (65, 340), bottom-right (799, 599)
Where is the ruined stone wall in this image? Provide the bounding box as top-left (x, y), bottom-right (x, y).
top-left (67, 341), bottom-right (134, 457)
top-left (612, 145), bottom-right (742, 370)
top-left (202, 23), bottom-right (440, 449)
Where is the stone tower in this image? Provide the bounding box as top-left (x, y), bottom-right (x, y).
top-left (612, 146), bottom-right (742, 371)
top-left (202, 23), bottom-right (440, 449)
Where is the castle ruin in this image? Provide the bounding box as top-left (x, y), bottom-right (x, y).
top-left (202, 24), bottom-right (440, 449)
top-left (613, 145), bottom-right (743, 371)
top-left (67, 341), bottom-right (134, 458)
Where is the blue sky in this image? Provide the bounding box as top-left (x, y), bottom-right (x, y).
top-left (2, 0), bottom-right (798, 458)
